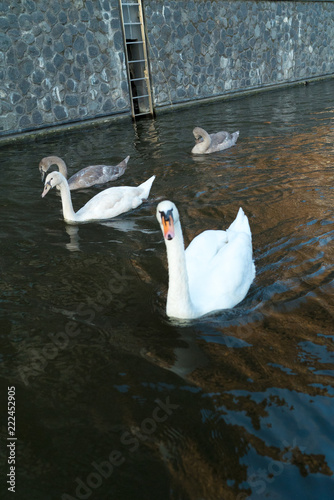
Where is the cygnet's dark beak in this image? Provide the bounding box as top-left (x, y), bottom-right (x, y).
top-left (39, 167), bottom-right (47, 183)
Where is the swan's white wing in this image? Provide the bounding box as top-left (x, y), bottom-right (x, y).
top-left (75, 186), bottom-right (141, 221)
top-left (185, 229), bottom-right (229, 309)
top-left (185, 227), bottom-right (255, 314)
top-left (185, 230), bottom-right (228, 267)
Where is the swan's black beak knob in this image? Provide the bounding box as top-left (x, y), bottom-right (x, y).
top-left (160, 209), bottom-right (175, 240)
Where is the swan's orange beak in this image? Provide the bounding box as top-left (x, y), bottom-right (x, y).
top-left (161, 210), bottom-right (175, 240)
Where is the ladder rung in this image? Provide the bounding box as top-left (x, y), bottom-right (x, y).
top-left (134, 112), bottom-right (151, 117)
top-left (125, 40), bottom-right (144, 45)
top-left (126, 40), bottom-right (143, 45)
top-left (132, 94), bottom-right (149, 99)
top-left (122, 2), bottom-right (139, 5)
top-left (124, 22), bottom-right (141, 25)
top-left (130, 77), bottom-right (147, 82)
top-left (128, 59), bottom-right (146, 63)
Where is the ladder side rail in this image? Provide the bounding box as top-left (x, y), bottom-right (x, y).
top-left (137, 0), bottom-right (154, 116)
top-left (119, 0), bottom-right (137, 118)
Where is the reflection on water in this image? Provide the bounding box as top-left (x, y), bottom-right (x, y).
top-left (1, 80), bottom-right (334, 499)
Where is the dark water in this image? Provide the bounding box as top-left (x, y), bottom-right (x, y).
top-left (1, 80), bottom-right (334, 500)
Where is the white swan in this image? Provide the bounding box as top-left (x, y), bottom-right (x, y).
top-left (42, 171), bottom-right (155, 223)
top-left (156, 201), bottom-right (255, 319)
top-left (191, 127), bottom-right (239, 154)
top-left (39, 155), bottom-right (130, 190)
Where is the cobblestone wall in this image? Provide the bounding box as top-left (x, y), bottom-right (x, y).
top-left (144, 0), bottom-right (334, 108)
top-left (0, 0), bottom-right (130, 136)
top-left (1, 1), bottom-right (334, 137)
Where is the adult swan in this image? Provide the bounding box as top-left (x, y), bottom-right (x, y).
top-left (156, 201), bottom-right (255, 319)
top-left (191, 127), bottom-right (239, 154)
top-left (42, 171), bottom-right (155, 223)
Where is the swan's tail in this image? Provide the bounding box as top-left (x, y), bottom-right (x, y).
top-left (139, 175), bottom-right (156, 199)
top-left (233, 131), bottom-right (240, 142)
top-left (227, 207), bottom-right (252, 237)
top-left (117, 155), bottom-right (130, 170)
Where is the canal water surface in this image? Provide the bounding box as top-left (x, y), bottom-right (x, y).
top-left (1, 80), bottom-right (334, 499)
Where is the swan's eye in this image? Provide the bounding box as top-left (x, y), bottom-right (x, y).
top-left (160, 208), bottom-right (173, 223)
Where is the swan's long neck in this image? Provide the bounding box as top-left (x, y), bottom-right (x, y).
top-left (58, 179), bottom-right (77, 222)
top-left (200, 129), bottom-right (211, 150)
top-left (194, 128), bottom-right (211, 153)
top-left (56, 158), bottom-right (68, 178)
top-left (165, 221), bottom-right (196, 319)
top-left (45, 156), bottom-right (68, 178)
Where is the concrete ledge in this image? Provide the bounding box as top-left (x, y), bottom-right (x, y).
top-left (154, 74), bottom-right (334, 115)
top-left (0, 111), bottom-right (132, 146)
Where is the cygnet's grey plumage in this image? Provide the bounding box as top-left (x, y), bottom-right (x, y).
top-left (39, 155), bottom-right (130, 190)
top-left (191, 127), bottom-right (239, 154)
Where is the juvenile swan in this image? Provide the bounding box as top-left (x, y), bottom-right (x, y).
top-left (156, 201), bottom-right (255, 319)
top-left (39, 155), bottom-right (130, 190)
top-left (191, 127), bottom-right (239, 154)
top-left (42, 171), bottom-right (155, 223)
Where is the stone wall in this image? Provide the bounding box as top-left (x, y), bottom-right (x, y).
top-left (144, 0), bottom-right (334, 108)
top-left (1, 1), bottom-right (334, 137)
top-left (0, 0), bottom-right (130, 136)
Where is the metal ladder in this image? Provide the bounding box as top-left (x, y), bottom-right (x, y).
top-left (119, 0), bottom-right (154, 118)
